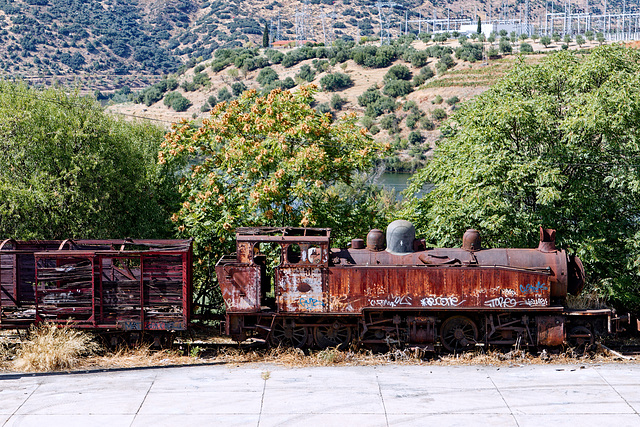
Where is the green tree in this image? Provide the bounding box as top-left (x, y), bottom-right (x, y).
top-left (403, 46), bottom-right (640, 314)
top-left (540, 36), bottom-right (552, 48)
top-left (575, 35), bottom-right (585, 47)
top-left (159, 86), bottom-right (392, 304)
top-left (319, 72), bottom-right (353, 91)
top-left (263, 23), bottom-right (270, 48)
top-left (0, 81), bottom-right (177, 239)
top-left (520, 42), bottom-right (534, 53)
top-left (499, 38), bottom-right (512, 54)
top-left (596, 32), bottom-right (605, 44)
top-left (477, 17), bottom-right (482, 35)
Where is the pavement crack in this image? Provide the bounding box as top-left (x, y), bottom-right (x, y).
top-left (5, 382), bottom-right (41, 425)
top-left (375, 372), bottom-right (390, 427)
top-left (130, 375), bottom-right (156, 427)
top-left (488, 374), bottom-right (520, 427)
top-left (594, 367), bottom-right (640, 417)
top-left (257, 375), bottom-right (268, 427)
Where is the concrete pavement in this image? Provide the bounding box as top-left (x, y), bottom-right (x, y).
top-left (0, 362), bottom-right (639, 426)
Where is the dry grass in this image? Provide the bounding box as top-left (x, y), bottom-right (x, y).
top-left (12, 323), bottom-right (100, 372)
top-left (210, 344), bottom-right (631, 368)
top-left (0, 325), bottom-right (634, 373)
top-left (81, 345), bottom-right (198, 370)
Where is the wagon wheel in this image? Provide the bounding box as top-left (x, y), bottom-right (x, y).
top-left (270, 321), bottom-right (309, 348)
top-left (440, 316), bottom-right (478, 353)
top-left (314, 323), bottom-right (352, 349)
top-left (567, 326), bottom-right (594, 353)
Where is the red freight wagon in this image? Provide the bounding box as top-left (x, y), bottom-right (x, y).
top-left (1, 239), bottom-right (192, 344)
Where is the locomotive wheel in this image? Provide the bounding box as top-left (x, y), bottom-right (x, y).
top-left (440, 316), bottom-right (478, 353)
top-left (567, 326), bottom-right (594, 353)
top-left (270, 321), bottom-right (308, 348)
top-left (314, 323), bottom-right (352, 349)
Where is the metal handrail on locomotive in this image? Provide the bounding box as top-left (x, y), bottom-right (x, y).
top-left (216, 220), bottom-right (612, 351)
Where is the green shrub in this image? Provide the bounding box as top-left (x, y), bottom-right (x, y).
top-left (366, 96), bottom-right (396, 118)
top-left (432, 108), bottom-right (447, 121)
top-left (405, 110), bottom-right (423, 129)
top-left (231, 82), bottom-right (247, 96)
top-left (407, 131), bottom-right (424, 145)
top-left (312, 59), bottom-right (330, 72)
top-left (384, 64), bottom-right (412, 83)
top-left (330, 94), bottom-right (347, 110)
top-left (445, 96), bottom-right (459, 106)
top-left (265, 49), bottom-right (284, 64)
top-left (296, 64), bottom-right (316, 82)
top-left (357, 86), bottom-right (381, 107)
top-left (420, 66), bottom-right (434, 78)
top-left (410, 50), bottom-right (429, 67)
top-left (455, 43), bottom-right (483, 62)
top-left (217, 87), bottom-right (232, 102)
top-left (379, 114), bottom-right (400, 133)
top-left (403, 101), bottom-right (418, 111)
top-left (143, 87), bottom-right (163, 106)
top-left (420, 117), bottom-right (435, 130)
top-left (499, 39), bottom-right (512, 54)
top-left (435, 54), bottom-right (455, 74)
top-left (279, 77), bottom-right (295, 89)
top-left (164, 91), bottom-right (192, 112)
top-left (433, 95), bottom-right (443, 104)
top-left (320, 72), bottom-right (353, 91)
top-left (520, 42), bottom-right (534, 53)
top-left (360, 115), bottom-right (374, 130)
top-left (256, 67), bottom-right (279, 86)
top-left (192, 72), bottom-right (210, 88)
top-left (383, 80), bottom-right (413, 98)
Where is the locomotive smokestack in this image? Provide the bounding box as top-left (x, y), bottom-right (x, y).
top-left (366, 229), bottom-right (385, 251)
top-left (462, 229), bottom-right (481, 251)
top-left (538, 227), bottom-right (557, 252)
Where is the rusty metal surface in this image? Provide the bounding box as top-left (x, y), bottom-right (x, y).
top-left (276, 267), bottom-right (325, 312)
top-left (216, 262), bottom-right (261, 313)
top-left (332, 247), bottom-right (570, 298)
top-left (324, 265), bottom-right (551, 313)
top-left (0, 239), bottom-right (192, 331)
top-left (536, 315), bottom-right (565, 346)
top-left (34, 248), bottom-right (191, 330)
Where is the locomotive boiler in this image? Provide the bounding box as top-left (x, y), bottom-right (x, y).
top-left (216, 220), bottom-right (612, 351)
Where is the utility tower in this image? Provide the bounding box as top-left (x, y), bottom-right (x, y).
top-left (320, 7), bottom-right (337, 45)
top-left (295, 0), bottom-right (313, 45)
top-left (373, 0), bottom-right (402, 45)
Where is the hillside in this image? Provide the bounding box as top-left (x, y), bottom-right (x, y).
top-left (107, 36), bottom-right (603, 172)
top-left (0, 0), bottom-right (618, 92)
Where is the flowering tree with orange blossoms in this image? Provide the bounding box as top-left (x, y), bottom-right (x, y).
top-left (159, 85), bottom-right (391, 312)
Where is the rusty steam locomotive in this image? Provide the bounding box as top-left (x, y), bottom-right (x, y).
top-left (216, 220), bottom-right (614, 352)
top-left (0, 221), bottom-right (619, 352)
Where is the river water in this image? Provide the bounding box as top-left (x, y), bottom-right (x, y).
top-left (377, 172), bottom-right (433, 200)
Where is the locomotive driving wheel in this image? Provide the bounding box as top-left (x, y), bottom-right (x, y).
top-left (270, 320), bottom-right (309, 348)
top-left (440, 316), bottom-right (478, 353)
top-left (314, 323), bottom-right (352, 349)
